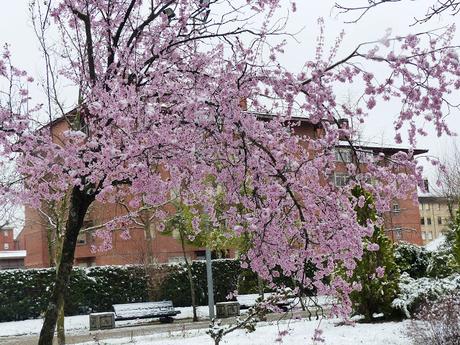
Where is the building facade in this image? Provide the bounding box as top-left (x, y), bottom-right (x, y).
top-left (19, 115), bottom-right (426, 268)
top-left (0, 227), bottom-right (26, 269)
top-left (419, 196), bottom-right (458, 245)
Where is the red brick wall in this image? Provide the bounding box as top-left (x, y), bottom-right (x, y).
top-left (0, 228), bottom-right (16, 251)
top-left (20, 118), bottom-right (425, 268)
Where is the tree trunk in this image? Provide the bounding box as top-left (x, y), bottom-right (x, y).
top-left (38, 187), bottom-right (94, 345)
top-left (144, 221), bottom-right (158, 300)
top-left (179, 231), bottom-right (198, 322)
top-left (257, 276), bottom-right (264, 299)
top-left (56, 233), bottom-right (66, 345)
top-left (56, 295), bottom-right (65, 345)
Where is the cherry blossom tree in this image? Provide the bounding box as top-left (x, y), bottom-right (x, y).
top-left (0, 1), bottom-right (459, 344)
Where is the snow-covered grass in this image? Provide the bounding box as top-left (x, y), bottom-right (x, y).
top-left (74, 318), bottom-right (410, 345)
top-left (0, 315), bottom-right (88, 337)
top-left (0, 294), bottom-right (400, 345)
top-left (0, 307), bottom-right (213, 338)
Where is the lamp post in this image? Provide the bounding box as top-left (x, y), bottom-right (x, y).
top-left (205, 247), bottom-right (215, 319)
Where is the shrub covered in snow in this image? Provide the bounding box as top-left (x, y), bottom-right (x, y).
top-left (392, 272), bottom-right (460, 318)
top-left (394, 242), bottom-right (430, 279)
top-left (406, 293), bottom-right (460, 345)
top-left (426, 248), bottom-right (458, 278)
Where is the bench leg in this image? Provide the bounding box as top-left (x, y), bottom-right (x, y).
top-left (159, 316), bottom-right (174, 323)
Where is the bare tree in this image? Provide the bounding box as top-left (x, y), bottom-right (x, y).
top-left (335, 0), bottom-right (460, 24)
top-left (433, 142), bottom-right (460, 219)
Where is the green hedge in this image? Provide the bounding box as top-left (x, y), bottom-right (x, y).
top-left (0, 259), bottom-right (255, 322)
top-left (0, 265), bottom-right (150, 322)
top-left (159, 260), bottom-right (242, 306)
top-left (0, 259), bottom-right (318, 322)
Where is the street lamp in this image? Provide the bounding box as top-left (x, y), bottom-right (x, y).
top-left (205, 247), bottom-right (215, 319)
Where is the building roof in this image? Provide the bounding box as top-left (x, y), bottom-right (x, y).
top-left (336, 140), bottom-right (428, 156)
top-left (0, 250), bottom-right (27, 259)
top-left (419, 195), bottom-right (451, 203)
top-left (250, 112), bottom-right (429, 156)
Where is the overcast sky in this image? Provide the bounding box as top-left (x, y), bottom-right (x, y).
top-left (0, 0), bottom-right (459, 181)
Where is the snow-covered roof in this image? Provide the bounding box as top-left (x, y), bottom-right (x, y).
top-left (337, 140), bottom-right (428, 156)
top-left (0, 250), bottom-right (27, 259)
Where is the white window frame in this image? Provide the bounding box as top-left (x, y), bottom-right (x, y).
top-left (334, 173), bottom-right (349, 187)
top-left (334, 148), bottom-right (353, 163)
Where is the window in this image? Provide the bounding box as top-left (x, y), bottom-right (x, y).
top-left (423, 179), bottom-right (430, 192)
top-left (168, 256), bottom-right (186, 264)
top-left (334, 148), bottom-right (352, 163)
top-left (76, 233), bottom-right (87, 245)
top-left (394, 227), bottom-right (402, 239)
top-left (3, 230), bottom-right (8, 237)
top-left (392, 203), bottom-right (401, 213)
top-left (334, 173), bottom-right (349, 187)
top-left (195, 250), bottom-right (206, 260)
top-left (3, 243), bottom-right (9, 250)
top-left (427, 217), bottom-right (432, 225)
top-left (420, 217), bottom-right (425, 225)
top-left (422, 231), bottom-right (426, 240)
top-left (438, 216), bottom-right (442, 225)
top-left (427, 232), bottom-right (433, 240)
top-left (356, 149), bottom-right (374, 163)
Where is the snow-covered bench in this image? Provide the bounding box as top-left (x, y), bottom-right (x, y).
top-left (112, 300), bottom-right (181, 323)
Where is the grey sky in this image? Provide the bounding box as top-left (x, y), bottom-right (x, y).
top-left (0, 0), bottom-right (459, 181)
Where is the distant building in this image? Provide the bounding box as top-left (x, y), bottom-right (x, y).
top-left (419, 196), bottom-right (458, 245)
top-left (0, 227), bottom-right (17, 251)
top-left (0, 227), bottom-right (26, 269)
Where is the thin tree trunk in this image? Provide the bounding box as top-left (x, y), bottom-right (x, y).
top-left (56, 295), bottom-right (65, 345)
top-left (38, 187), bottom-right (94, 345)
top-left (257, 276), bottom-right (264, 299)
top-left (179, 231), bottom-right (198, 322)
top-left (143, 216), bottom-right (157, 300)
top-left (56, 234), bottom-right (65, 345)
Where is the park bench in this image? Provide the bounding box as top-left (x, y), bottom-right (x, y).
top-left (112, 300), bottom-right (181, 323)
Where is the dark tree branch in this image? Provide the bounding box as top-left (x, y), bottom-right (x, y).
top-left (335, 0), bottom-right (460, 24)
top-left (71, 7), bottom-right (97, 83)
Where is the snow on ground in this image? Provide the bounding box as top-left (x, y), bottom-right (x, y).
top-left (0, 294), bottom-right (292, 337)
top-left (75, 318), bottom-right (410, 345)
top-left (0, 315), bottom-right (88, 337)
top-left (0, 307), bottom-right (212, 338)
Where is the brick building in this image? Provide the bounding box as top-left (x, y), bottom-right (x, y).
top-left (0, 227), bottom-right (26, 269)
top-left (332, 142), bottom-right (425, 246)
top-left (19, 114), bottom-right (426, 268)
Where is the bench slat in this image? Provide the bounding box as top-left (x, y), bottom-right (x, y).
top-left (112, 300), bottom-right (180, 320)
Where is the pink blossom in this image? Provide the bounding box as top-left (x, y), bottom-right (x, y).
top-left (376, 266), bottom-right (385, 278)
